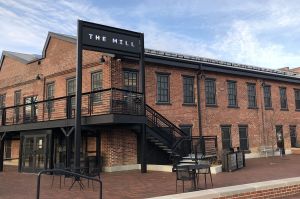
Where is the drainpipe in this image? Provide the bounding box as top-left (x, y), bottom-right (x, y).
top-left (197, 65), bottom-right (203, 137)
top-left (260, 80), bottom-right (266, 147)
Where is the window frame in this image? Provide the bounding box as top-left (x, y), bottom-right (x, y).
top-left (179, 124), bottom-right (193, 137)
top-left (91, 71), bottom-right (103, 104)
top-left (182, 76), bottom-right (195, 104)
top-left (123, 69), bottom-right (138, 92)
top-left (221, 125), bottom-right (232, 151)
top-left (227, 80), bottom-right (238, 107)
top-left (238, 125), bottom-right (249, 151)
top-left (205, 78), bottom-right (217, 106)
top-left (46, 82), bottom-right (55, 113)
top-left (247, 83), bottom-right (257, 108)
top-left (263, 85), bottom-right (272, 109)
top-left (66, 77), bottom-right (76, 109)
top-left (294, 89), bottom-right (300, 110)
top-left (0, 93), bottom-right (6, 108)
top-left (279, 87), bottom-right (288, 110)
top-left (156, 72), bottom-right (170, 104)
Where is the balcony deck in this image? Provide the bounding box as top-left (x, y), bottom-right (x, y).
top-left (0, 88), bottom-right (145, 133)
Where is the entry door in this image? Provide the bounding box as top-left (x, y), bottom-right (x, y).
top-left (290, 126), bottom-right (297, 147)
top-left (275, 125), bottom-right (285, 154)
top-left (22, 135), bottom-right (47, 172)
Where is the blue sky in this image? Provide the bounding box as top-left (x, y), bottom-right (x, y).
top-left (1, 0), bottom-right (300, 69)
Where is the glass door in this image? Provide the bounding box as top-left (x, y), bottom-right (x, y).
top-left (22, 135), bottom-right (47, 172)
top-left (22, 136), bottom-right (35, 171)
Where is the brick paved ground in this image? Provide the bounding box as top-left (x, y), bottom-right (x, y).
top-left (1, 155), bottom-right (300, 199)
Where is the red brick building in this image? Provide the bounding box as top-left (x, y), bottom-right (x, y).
top-left (0, 32), bottom-right (300, 173)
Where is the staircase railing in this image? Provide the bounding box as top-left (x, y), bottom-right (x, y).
top-left (145, 104), bottom-right (187, 139)
top-left (145, 104), bottom-right (190, 164)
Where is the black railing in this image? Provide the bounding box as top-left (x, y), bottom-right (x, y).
top-left (145, 104), bottom-right (187, 140)
top-left (36, 169), bottom-right (102, 199)
top-left (0, 88), bottom-right (144, 126)
top-left (171, 136), bottom-right (218, 165)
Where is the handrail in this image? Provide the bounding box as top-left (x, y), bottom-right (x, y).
top-left (145, 104), bottom-right (187, 138)
top-left (0, 88), bottom-right (145, 126)
top-left (2, 87), bottom-right (142, 110)
top-left (36, 169), bottom-right (103, 199)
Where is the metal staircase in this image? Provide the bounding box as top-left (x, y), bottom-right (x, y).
top-left (145, 104), bottom-right (218, 168)
top-left (145, 104), bottom-right (190, 164)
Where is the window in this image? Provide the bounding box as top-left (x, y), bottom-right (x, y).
top-left (24, 96), bottom-right (38, 122)
top-left (0, 94), bottom-right (5, 108)
top-left (157, 74), bottom-right (170, 103)
top-left (295, 89), bottom-right (300, 110)
top-left (205, 79), bottom-right (216, 105)
top-left (91, 71), bottom-right (103, 104)
top-left (67, 78), bottom-right (76, 108)
top-left (263, 85), bottom-right (272, 108)
top-left (247, 83), bottom-right (257, 108)
top-left (46, 83), bottom-right (55, 112)
top-left (183, 76), bottom-right (194, 104)
top-left (14, 91), bottom-right (21, 122)
top-left (290, 125), bottom-right (297, 148)
top-left (239, 126), bottom-right (249, 151)
top-left (0, 94), bottom-right (6, 119)
top-left (221, 125), bottom-right (231, 150)
top-left (124, 70), bottom-right (138, 92)
top-left (279, 87), bottom-right (288, 109)
top-left (227, 81), bottom-right (237, 107)
top-left (179, 125), bottom-right (192, 137)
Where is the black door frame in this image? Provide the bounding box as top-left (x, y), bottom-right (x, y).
top-left (20, 131), bottom-right (51, 173)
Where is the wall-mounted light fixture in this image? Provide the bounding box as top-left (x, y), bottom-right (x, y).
top-left (36, 74), bottom-right (43, 80)
top-left (99, 56), bottom-right (105, 64)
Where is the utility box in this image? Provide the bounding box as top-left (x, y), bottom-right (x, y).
top-left (222, 150), bottom-right (245, 172)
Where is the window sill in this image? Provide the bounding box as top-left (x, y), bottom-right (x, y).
top-left (265, 107), bottom-right (273, 110)
top-left (206, 104), bottom-right (218, 108)
top-left (156, 102), bottom-right (172, 105)
top-left (248, 107), bottom-right (259, 109)
top-left (295, 109), bottom-right (300, 112)
top-left (182, 103), bottom-right (197, 107)
top-left (280, 108), bottom-right (289, 111)
top-left (227, 106), bottom-right (239, 109)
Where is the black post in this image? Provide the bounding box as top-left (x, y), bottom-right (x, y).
top-left (139, 33), bottom-right (146, 173)
top-left (0, 135), bottom-right (4, 172)
top-left (139, 33), bottom-right (145, 105)
top-left (75, 20), bottom-right (83, 172)
top-left (140, 124), bottom-right (147, 173)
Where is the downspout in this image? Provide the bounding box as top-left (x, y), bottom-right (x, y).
top-left (197, 64), bottom-right (203, 137)
top-left (260, 80), bottom-right (266, 147)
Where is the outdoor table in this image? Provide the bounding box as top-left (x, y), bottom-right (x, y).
top-left (177, 164), bottom-right (210, 191)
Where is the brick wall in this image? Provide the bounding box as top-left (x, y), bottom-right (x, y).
top-left (1, 34), bottom-right (300, 156)
top-left (215, 185), bottom-right (300, 199)
top-left (100, 128), bottom-right (137, 167)
top-left (11, 140), bottom-right (19, 159)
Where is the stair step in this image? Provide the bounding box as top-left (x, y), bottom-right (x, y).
top-left (158, 145), bottom-right (168, 148)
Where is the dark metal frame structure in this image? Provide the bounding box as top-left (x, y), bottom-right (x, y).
top-left (75, 20), bottom-right (145, 172)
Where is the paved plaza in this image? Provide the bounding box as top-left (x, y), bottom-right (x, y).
top-left (1, 155), bottom-right (300, 199)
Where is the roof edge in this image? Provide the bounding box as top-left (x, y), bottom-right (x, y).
top-left (42, 32), bottom-right (76, 58)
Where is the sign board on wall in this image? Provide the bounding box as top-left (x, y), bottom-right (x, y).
top-left (79, 20), bottom-right (143, 57)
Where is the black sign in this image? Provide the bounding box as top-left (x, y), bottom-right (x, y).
top-left (79, 20), bottom-right (143, 57)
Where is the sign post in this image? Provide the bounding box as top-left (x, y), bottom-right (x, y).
top-left (75, 20), bottom-right (145, 172)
